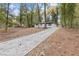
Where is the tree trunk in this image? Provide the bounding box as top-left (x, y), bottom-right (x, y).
top-left (44, 3), bottom-right (47, 28)
top-left (5, 3), bottom-right (9, 32)
top-left (20, 3), bottom-right (22, 26)
top-left (30, 11), bottom-right (33, 27)
top-left (37, 3), bottom-right (41, 28)
top-left (64, 4), bottom-right (66, 27)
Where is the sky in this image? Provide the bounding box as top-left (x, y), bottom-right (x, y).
top-left (9, 3), bottom-right (57, 16)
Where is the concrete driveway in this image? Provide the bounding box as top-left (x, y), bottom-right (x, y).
top-left (0, 26), bottom-right (58, 56)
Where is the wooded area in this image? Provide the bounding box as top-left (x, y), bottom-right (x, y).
top-left (0, 3), bottom-right (59, 32)
top-left (0, 3), bottom-right (79, 32)
top-left (60, 3), bottom-right (79, 28)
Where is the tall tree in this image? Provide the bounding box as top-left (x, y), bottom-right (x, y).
top-left (50, 7), bottom-right (56, 24)
top-left (60, 3), bottom-right (76, 28)
top-left (44, 3), bottom-right (47, 28)
top-left (30, 8), bottom-right (34, 27)
top-left (60, 3), bottom-right (67, 27)
top-left (0, 4), bottom-right (6, 28)
top-left (25, 4), bottom-right (29, 27)
top-left (19, 3), bottom-right (28, 27)
top-left (34, 3), bottom-right (41, 28)
top-left (55, 7), bottom-right (58, 26)
top-left (29, 4), bottom-right (34, 27)
top-left (37, 4), bottom-right (41, 24)
top-left (66, 4), bottom-right (76, 28)
top-left (19, 3), bottom-right (23, 26)
top-left (5, 3), bottom-right (10, 31)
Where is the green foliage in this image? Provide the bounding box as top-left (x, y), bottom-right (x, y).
top-left (33, 4), bottom-right (42, 25)
top-left (60, 3), bottom-right (78, 28)
top-left (0, 3), bottom-right (78, 30)
top-left (60, 3), bottom-right (66, 27)
top-left (0, 13), bottom-right (6, 24)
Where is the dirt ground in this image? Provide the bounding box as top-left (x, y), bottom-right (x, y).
top-left (26, 28), bottom-right (79, 56)
top-left (0, 28), bottom-right (43, 42)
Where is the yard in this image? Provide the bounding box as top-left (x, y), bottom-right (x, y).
top-left (0, 28), bottom-right (43, 42)
top-left (0, 3), bottom-right (79, 56)
top-left (26, 27), bottom-right (79, 56)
